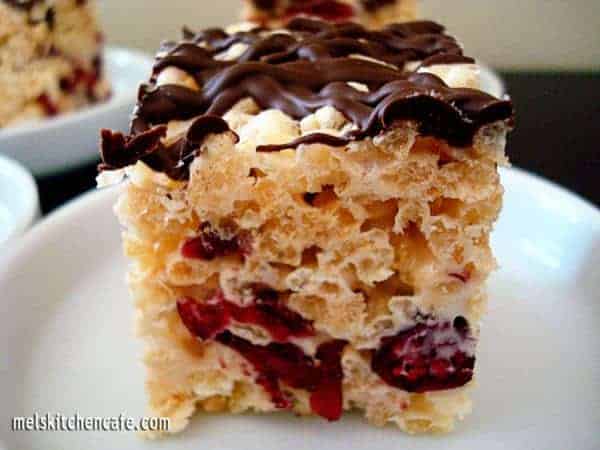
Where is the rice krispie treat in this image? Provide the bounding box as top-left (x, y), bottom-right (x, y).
top-left (242, 0), bottom-right (417, 28)
top-left (98, 18), bottom-right (513, 436)
top-left (0, 0), bottom-right (110, 128)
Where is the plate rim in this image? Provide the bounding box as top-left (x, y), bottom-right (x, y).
top-left (0, 154), bottom-right (39, 244)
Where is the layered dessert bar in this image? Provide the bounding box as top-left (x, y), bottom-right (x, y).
top-left (242, 0), bottom-right (416, 28)
top-left (0, 0), bottom-right (110, 128)
top-left (99, 18), bottom-right (513, 435)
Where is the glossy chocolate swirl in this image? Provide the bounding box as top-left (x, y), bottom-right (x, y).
top-left (99, 18), bottom-right (513, 180)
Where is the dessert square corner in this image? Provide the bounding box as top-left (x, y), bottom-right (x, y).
top-left (0, 0), bottom-right (110, 128)
top-left (97, 17), bottom-right (514, 437)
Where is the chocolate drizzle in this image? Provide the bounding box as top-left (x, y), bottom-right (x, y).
top-left (100, 116), bottom-right (234, 180)
top-left (99, 17), bottom-right (513, 180)
top-left (257, 133), bottom-right (350, 152)
top-left (99, 126), bottom-right (168, 172)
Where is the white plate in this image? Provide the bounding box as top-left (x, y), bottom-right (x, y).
top-left (0, 154), bottom-right (39, 246)
top-left (0, 168), bottom-right (599, 450)
top-left (0, 47), bottom-right (153, 176)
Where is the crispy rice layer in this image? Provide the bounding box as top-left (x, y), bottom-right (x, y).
top-left (113, 117), bottom-right (505, 434)
top-left (0, 0), bottom-right (109, 127)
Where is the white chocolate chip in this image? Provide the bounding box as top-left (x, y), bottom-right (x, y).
top-left (226, 21), bottom-right (260, 34)
top-left (349, 53), bottom-right (398, 70)
top-left (315, 106), bottom-right (347, 130)
top-left (215, 42), bottom-right (249, 61)
top-left (155, 66), bottom-right (199, 90)
top-left (238, 109), bottom-right (300, 151)
top-left (300, 114), bottom-right (320, 134)
top-left (164, 117), bottom-right (198, 145)
top-left (300, 106), bottom-right (347, 133)
top-left (347, 81), bottom-right (370, 93)
top-left (419, 64), bottom-right (481, 90)
top-left (96, 169), bottom-right (126, 188)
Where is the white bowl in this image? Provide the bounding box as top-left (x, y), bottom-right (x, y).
top-left (0, 154), bottom-right (39, 245)
top-left (0, 47), bottom-right (153, 176)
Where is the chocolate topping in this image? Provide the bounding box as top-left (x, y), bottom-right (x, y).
top-left (257, 133), bottom-right (350, 152)
top-left (99, 126), bottom-right (168, 172)
top-left (419, 53), bottom-right (475, 67)
top-left (99, 17), bottom-right (513, 180)
top-left (100, 116), bottom-right (233, 180)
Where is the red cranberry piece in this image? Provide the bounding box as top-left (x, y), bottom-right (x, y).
top-left (181, 235), bottom-right (219, 260)
top-left (303, 192), bottom-right (317, 205)
top-left (177, 296), bottom-right (229, 340)
top-left (236, 231), bottom-right (254, 257)
top-left (177, 296), bottom-right (347, 420)
top-left (182, 222), bottom-right (250, 260)
top-left (217, 331), bottom-right (321, 409)
top-left (217, 332), bottom-right (346, 420)
top-left (449, 270), bottom-right (471, 283)
top-left (310, 340), bottom-right (346, 421)
top-left (58, 63), bottom-right (102, 101)
top-left (371, 318), bottom-right (475, 393)
top-left (453, 316), bottom-right (469, 335)
top-left (360, 0), bottom-right (394, 12)
top-left (36, 93), bottom-right (59, 117)
top-left (285, 0), bottom-right (356, 22)
top-left (237, 299), bottom-right (314, 341)
top-left (177, 291), bottom-right (314, 343)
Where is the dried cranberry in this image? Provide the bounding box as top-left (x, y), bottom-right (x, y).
top-left (177, 296), bottom-right (229, 340)
top-left (360, 0), bottom-right (394, 12)
top-left (371, 318), bottom-right (475, 393)
top-left (310, 340), bottom-right (346, 421)
top-left (58, 64), bottom-right (101, 100)
top-left (217, 331), bottom-right (320, 409)
top-left (449, 270), bottom-right (471, 283)
top-left (216, 332), bottom-right (346, 420)
top-left (284, 0), bottom-right (355, 22)
top-left (177, 295), bottom-right (346, 420)
top-left (182, 222), bottom-right (251, 260)
top-left (177, 291), bottom-right (313, 343)
top-left (36, 93), bottom-right (59, 116)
